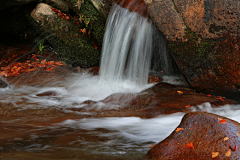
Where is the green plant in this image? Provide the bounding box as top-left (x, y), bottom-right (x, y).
top-left (37, 40), bottom-right (47, 54)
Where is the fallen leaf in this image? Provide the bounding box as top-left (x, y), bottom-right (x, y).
top-left (81, 28), bottom-right (86, 34)
top-left (233, 145), bottom-right (237, 151)
top-left (218, 118), bottom-right (223, 121)
top-left (207, 94), bottom-right (211, 97)
top-left (185, 104), bottom-right (190, 108)
top-left (212, 152), bottom-right (219, 158)
top-left (177, 91), bottom-right (183, 95)
top-left (185, 141), bottom-right (194, 149)
top-left (148, 144), bottom-right (155, 148)
top-left (237, 132), bottom-right (240, 137)
top-left (224, 137), bottom-right (229, 141)
top-left (216, 97), bottom-right (225, 101)
top-left (225, 149), bottom-right (231, 157)
top-left (219, 119), bottom-right (227, 124)
top-left (175, 128), bottom-right (183, 132)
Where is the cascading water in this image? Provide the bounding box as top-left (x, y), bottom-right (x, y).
top-left (100, 3), bottom-right (153, 85)
top-left (1, 1), bottom-right (240, 159)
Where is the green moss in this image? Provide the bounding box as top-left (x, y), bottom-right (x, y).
top-left (64, 0), bottom-right (106, 45)
top-left (197, 40), bottom-right (215, 57)
top-left (168, 31), bottom-right (216, 62)
top-left (167, 26), bottom-right (217, 61)
top-left (184, 26), bottom-right (198, 42)
top-left (34, 13), bottom-right (100, 67)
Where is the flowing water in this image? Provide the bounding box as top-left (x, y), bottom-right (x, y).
top-left (0, 2), bottom-right (240, 160)
top-left (100, 4), bottom-right (153, 85)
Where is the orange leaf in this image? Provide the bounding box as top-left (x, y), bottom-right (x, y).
top-left (219, 119), bottom-right (227, 124)
top-left (81, 28), bottom-right (86, 34)
top-left (225, 149), bottom-right (231, 157)
top-left (177, 91), bottom-right (183, 95)
top-left (55, 62), bottom-right (62, 66)
top-left (224, 137), bottom-right (229, 141)
top-left (236, 132), bottom-right (240, 137)
top-left (175, 128), bottom-right (183, 132)
top-left (233, 145), bottom-right (237, 151)
top-left (207, 94), bottom-right (211, 97)
top-left (148, 144), bottom-right (155, 148)
top-left (216, 97), bottom-right (224, 101)
top-left (185, 104), bottom-right (190, 108)
top-left (212, 152), bottom-right (219, 158)
top-left (0, 71), bottom-right (6, 77)
top-left (48, 61), bottom-right (55, 65)
top-left (65, 16), bottom-right (70, 20)
top-left (185, 141), bottom-right (194, 149)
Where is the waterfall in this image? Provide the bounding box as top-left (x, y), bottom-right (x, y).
top-left (99, 3), bottom-right (153, 86)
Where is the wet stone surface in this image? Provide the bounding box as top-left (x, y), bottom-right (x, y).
top-left (148, 112), bottom-right (240, 159)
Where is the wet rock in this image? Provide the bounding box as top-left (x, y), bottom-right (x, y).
top-left (88, 66), bottom-right (99, 75)
top-left (175, 0), bottom-right (240, 39)
top-left (145, 0), bottom-right (240, 100)
top-left (116, 0), bottom-right (148, 18)
top-left (64, 0), bottom-right (106, 46)
top-left (31, 3), bottom-right (58, 23)
top-left (31, 2), bottom-right (101, 67)
top-left (167, 30), bottom-right (240, 101)
top-left (36, 91), bottom-right (57, 96)
top-left (0, 77), bottom-right (8, 88)
top-left (80, 83), bottom-right (238, 118)
top-left (46, 0), bottom-right (69, 12)
top-left (148, 112), bottom-right (240, 159)
top-left (89, 0), bottom-right (114, 17)
top-left (144, 0), bottom-right (186, 41)
top-left (148, 75), bottom-right (162, 84)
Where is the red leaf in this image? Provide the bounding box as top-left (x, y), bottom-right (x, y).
top-left (185, 141), bottom-right (194, 149)
top-left (175, 128), bottom-right (183, 132)
top-left (219, 119), bottom-right (227, 124)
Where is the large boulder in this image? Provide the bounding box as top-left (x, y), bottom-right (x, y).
top-left (46, 0), bottom-right (69, 12)
top-left (31, 2), bottom-right (103, 67)
top-left (148, 112), bottom-right (240, 159)
top-left (144, 0), bottom-right (240, 100)
top-left (88, 0), bottom-right (114, 17)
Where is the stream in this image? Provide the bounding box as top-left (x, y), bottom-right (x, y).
top-left (0, 71), bottom-right (240, 160)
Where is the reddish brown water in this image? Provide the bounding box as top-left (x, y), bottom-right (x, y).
top-left (116, 0), bottom-right (148, 18)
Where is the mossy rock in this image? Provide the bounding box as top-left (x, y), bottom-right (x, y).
top-left (31, 3), bottom-right (100, 67)
top-left (64, 0), bottom-right (106, 46)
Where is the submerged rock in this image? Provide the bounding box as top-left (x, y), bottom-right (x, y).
top-left (0, 77), bottom-right (8, 88)
top-left (75, 83), bottom-right (238, 118)
top-left (148, 112), bottom-right (240, 159)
